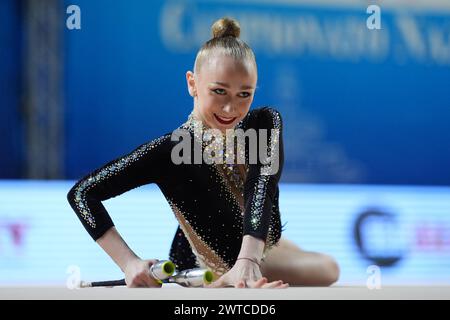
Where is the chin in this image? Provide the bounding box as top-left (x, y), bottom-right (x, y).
top-left (215, 121), bottom-right (237, 132)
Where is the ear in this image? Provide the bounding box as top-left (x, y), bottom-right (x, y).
top-left (186, 71), bottom-right (197, 97)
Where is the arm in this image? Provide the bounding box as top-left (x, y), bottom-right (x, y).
top-left (244, 108), bottom-right (284, 246)
top-left (241, 107), bottom-right (284, 259)
top-left (96, 226), bottom-right (161, 287)
top-left (237, 235), bottom-right (265, 262)
top-left (208, 107), bottom-right (286, 288)
top-left (67, 135), bottom-right (170, 240)
top-left (96, 226), bottom-right (139, 273)
top-left (67, 135), bottom-right (171, 286)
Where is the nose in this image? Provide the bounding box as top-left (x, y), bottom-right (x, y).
top-left (222, 102), bottom-right (234, 114)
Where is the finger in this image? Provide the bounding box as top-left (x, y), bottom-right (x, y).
top-left (147, 259), bottom-right (159, 268)
top-left (130, 278), bottom-right (145, 288)
top-left (146, 259), bottom-right (158, 278)
top-left (271, 281), bottom-right (289, 289)
top-left (137, 274), bottom-right (151, 287)
top-left (235, 280), bottom-right (246, 289)
top-left (254, 277), bottom-right (268, 288)
top-left (261, 280), bottom-right (284, 289)
top-left (248, 277), bottom-right (268, 288)
top-left (139, 273), bottom-right (158, 288)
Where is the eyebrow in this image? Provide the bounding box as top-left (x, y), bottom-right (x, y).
top-left (210, 82), bottom-right (255, 90)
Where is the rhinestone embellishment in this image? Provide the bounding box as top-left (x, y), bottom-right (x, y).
top-left (72, 135), bottom-right (168, 228)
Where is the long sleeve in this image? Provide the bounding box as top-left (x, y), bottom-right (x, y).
top-left (243, 107), bottom-right (284, 242)
top-left (67, 134), bottom-right (171, 241)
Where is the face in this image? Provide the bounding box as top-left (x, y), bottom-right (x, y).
top-left (186, 54), bottom-right (257, 133)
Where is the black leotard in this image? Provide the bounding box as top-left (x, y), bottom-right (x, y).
top-left (67, 106), bottom-right (284, 276)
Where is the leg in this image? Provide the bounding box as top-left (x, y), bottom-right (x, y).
top-left (260, 237), bottom-right (340, 286)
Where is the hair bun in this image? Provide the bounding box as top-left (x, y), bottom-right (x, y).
top-left (211, 17), bottom-right (241, 39)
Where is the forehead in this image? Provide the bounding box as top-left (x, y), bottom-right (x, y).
top-left (199, 54), bottom-right (257, 84)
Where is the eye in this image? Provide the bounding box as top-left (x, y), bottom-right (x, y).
top-left (212, 88), bottom-right (226, 95)
top-left (238, 92), bottom-right (251, 98)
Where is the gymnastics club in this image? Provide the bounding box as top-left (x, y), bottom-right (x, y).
top-left (79, 259), bottom-right (175, 288)
top-left (80, 261), bottom-right (213, 288)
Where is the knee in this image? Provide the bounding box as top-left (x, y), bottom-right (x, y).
top-left (320, 255), bottom-right (340, 286)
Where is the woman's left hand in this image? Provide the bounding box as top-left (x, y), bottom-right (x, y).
top-left (205, 259), bottom-right (288, 288)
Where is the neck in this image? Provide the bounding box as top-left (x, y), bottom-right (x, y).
top-left (185, 109), bottom-right (245, 166)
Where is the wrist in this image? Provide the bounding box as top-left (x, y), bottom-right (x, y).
top-left (238, 235), bottom-right (265, 260)
top-left (122, 255), bottom-right (141, 273)
top-left (96, 227), bottom-right (140, 272)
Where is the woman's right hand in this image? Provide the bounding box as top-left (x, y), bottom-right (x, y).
top-left (124, 258), bottom-right (162, 288)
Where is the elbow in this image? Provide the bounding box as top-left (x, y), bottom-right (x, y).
top-left (67, 187), bottom-right (74, 205)
top-left (66, 181), bottom-right (79, 207)
top-left (263, 106), bottom-right (283, 129)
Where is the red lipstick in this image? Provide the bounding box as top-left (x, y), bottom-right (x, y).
top-left (214, 114), bottom-right (237, 125)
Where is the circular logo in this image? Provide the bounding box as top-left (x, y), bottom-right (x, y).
top-left (353, 208), bottom-right (404, 267)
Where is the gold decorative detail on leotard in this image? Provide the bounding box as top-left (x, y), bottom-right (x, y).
top-left (167, 199), bottom-right (230, 277)
top-left (179, 108), bottom-right (283, 257)
top-left (182, 112), bottom-right (247, 213)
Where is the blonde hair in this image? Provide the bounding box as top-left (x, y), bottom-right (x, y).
top-left (193, 17), bottom-right (257, 73)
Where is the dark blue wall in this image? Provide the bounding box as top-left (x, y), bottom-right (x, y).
top-left (2, 0), bottom-right (450, 185)
top-left (0, 0), bottom-right (22, 178)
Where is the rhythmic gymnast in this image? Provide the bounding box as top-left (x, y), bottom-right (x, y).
top-left (67, 17), bottom-right (339, 288)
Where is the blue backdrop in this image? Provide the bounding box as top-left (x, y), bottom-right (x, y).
top-left (1, 0), bottom-right (450, 185)
top-left (0, 0), bottom-right (22, 178)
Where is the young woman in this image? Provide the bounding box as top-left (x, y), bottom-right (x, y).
top-left (67, 17), bottom-right (339, 288)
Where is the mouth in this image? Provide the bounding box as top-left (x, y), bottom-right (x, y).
top-left (214, 114), bottom-right (237, 125)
